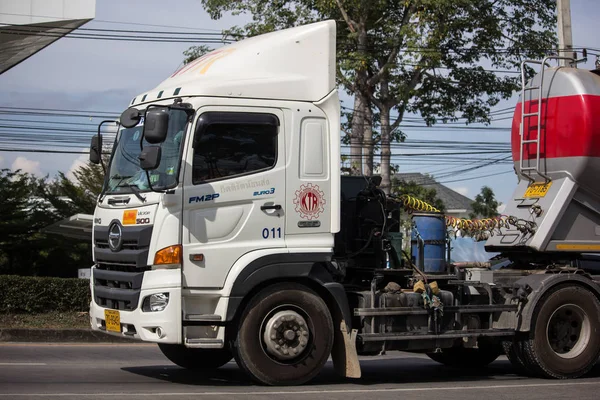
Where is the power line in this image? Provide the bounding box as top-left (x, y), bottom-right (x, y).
top-left (0, 106), bottom-right (119, 114)
top-left (437, 170), bottom-right (514, 184)
top-left (0, 12), bottom-right (224, 32)
top-left (0, 22), bottom-right (230, 36)
top-left (0, 28), bottom-right (231, 44)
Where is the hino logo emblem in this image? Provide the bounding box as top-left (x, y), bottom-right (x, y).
top-left (108, 222), bottom-right (123, 252)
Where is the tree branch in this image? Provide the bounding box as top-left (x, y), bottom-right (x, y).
top-left (367, 2), bottom-right (416, 87)
top-left (334, 0), bottom-right (358, 33)
top-left (336, 64), bottom-right (356, 92)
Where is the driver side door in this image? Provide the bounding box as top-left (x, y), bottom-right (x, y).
top-left (181, 107), bottom-right (286, 289)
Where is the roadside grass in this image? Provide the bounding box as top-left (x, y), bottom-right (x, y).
top-left (0, 312), bottom-right (90, 329)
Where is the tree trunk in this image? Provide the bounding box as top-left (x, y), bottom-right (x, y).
top-left (349, 94), bottom-right (365, 175)
top-left (362, 105), bottom-right (374, 176)
top-left (380, 106), bottom-right (392, 194)
top-left (379, 74), bottom-right (392, 195)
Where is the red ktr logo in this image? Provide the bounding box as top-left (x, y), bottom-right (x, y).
top-left (294, 183), bottom-right (325, 220)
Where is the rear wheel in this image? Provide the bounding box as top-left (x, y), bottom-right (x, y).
top-left (233, 283), bottom-right (334, 386)
top-left (427, 339), bottom-right (501, 367)
top-left (158, 343), bottom-right (232, 369)
top-left (521, 285), bottom-right (600, 378)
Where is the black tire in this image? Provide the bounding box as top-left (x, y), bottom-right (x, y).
top-left (233, 283), bottom-right (334, 386)
top-left (520, 285), bottom-right (600, 379)
top-left (157, 343), bottom-right (232, 369)
top-left (427, 339), bottom-right (501, 367)
top-left (502, 339), bottom-right (528, 373)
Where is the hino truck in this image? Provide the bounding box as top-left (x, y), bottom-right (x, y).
top-left (89, 20), bottom-right (600, 385)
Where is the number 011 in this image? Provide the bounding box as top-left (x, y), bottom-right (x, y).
top-left (262, 227), bottom-right (282, 239)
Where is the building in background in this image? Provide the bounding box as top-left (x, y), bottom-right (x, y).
top-left (394, 172), bottom-right (474, 218)
top-left (0, 0), bottom-right (95, 74)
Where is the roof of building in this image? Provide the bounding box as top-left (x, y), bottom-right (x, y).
top-left (0, 0), bottom-right (95, 74)
top-left (394, 172), bottom-right (474, 212)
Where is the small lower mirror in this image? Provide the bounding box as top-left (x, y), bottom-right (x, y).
top-left (90, 135), bottom-right (102, 164)
top-left (139, 146), bottom-right (162, 170)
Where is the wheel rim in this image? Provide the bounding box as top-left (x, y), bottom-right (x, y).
top-left (546, 303), bottom-right (591, 359)
top-left (261, 308), bottom-right (311, 362)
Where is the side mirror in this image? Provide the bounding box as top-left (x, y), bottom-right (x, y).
top-left (120, 107), bottom-right (142, 128)
top-left (90, 135), bottom-right (102, 164)
top-left (139, 146), bottom-right (162, 171)
top-left (144, 107), bottom-right (169, 144)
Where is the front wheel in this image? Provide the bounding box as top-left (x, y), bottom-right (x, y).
top-left (157, 343), bottom-right (232, 370)
top-left (521, 285), bottom-right (600, 378)
top-left (233, 283), bottom-right (334, 386)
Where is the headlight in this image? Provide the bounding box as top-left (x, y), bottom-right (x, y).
top-left (142, 292), bottom-right (169, 312)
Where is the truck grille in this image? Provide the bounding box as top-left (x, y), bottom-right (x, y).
top-left (93, 224), bottom-right (154, 311)
top-left (93, 268), bottom-right (144, 311)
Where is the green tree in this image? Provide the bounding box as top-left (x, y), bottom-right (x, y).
top-left (182, 45), bottom-right (212, 65)
top-left (198, 0), bottom-right (556, 192)
top-left (392, 177), bottom-right (446, 213)
top-left (0, 169), bottom-right (82, 276)
top-left (43, 160), bottom-right (105, 217)
top-left (470, 186), bottom-right (500, 219)
top-left (0, 159), bottom-right (106, 277)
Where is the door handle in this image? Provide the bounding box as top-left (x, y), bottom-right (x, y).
top-left (261, 204), bottom-right (282, 211)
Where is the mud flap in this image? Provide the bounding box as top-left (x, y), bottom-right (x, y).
top-left (331, 320), bottom-right (361, 379)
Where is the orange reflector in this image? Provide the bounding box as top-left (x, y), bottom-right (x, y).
top-left (189, 254), bottom-right (204, 262)
top-left (154, 245), bottom-right (182, 265)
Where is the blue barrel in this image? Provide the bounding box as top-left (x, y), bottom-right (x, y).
top-left (411, 213), bottom-right (447, 273)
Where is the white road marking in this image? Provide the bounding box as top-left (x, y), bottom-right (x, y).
top-left (0, 363), bottom-right (47, 366)
top-left (1, 380), bottom-right (599, 396)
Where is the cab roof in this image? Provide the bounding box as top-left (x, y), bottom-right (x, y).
top-left (131, 20), bottom-right (336, 106)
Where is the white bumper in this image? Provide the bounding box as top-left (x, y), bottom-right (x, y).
top-left (90, 268), bottom-right (182, 344)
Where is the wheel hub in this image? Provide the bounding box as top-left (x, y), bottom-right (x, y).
top-left (547, 304), bottom-right (591, 359)
top-left (263, 310), bottom-right (310, 361)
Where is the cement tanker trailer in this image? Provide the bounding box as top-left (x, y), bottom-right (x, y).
top-left (88, 22), bottom-right (600, 385)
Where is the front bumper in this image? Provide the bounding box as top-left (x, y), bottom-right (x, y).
top-left (90, 267), bottom-right (182, 343)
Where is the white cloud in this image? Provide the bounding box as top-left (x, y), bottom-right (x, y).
top-left (66, 150), bottom-right (90, 182)
top-left (452, 186), bottom-right (470, 197)
top-left (0, 154), bottom-right (4, 167)
top-left (11, 156), bottom-right (43, 176)
top-left (498, 203), bottom-right (507, 214)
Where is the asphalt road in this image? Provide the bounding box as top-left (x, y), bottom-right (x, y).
top-left (1, 343), bottom-right (599, 399)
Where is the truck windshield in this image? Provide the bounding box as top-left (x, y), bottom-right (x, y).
top-left (103, 108), bottom-right (189, 194)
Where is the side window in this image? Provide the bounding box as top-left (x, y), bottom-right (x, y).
top-left (192, 112), bottom-right (278, 184)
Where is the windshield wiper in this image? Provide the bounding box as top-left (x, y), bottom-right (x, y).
top-left (100, 174), bottom-right (133, 202)
top-left (109, 174), bottom-right (133, 187)
top-left (117, 182), bottom-right (147, 203)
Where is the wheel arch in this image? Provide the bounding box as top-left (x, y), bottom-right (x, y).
top-left (224, 253), bottom-right (352, 329)
top-left (515, 273), bottom-right (600, 332)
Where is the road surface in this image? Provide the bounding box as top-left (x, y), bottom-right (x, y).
top-left (1, 343), bottom-right (599, 399)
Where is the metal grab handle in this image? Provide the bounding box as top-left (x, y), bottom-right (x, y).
top-left (261, 204), bottom-right (282, 211)
top-left (107, 197), bottom-right (130, 205)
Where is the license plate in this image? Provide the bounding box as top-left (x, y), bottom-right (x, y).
top-left (524, 182), bottom-right (552, 198)
top-left (104, 309), bottom-right (121, 333)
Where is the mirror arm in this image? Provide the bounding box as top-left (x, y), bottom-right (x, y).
top-left (96, 120), bottom-right (119, 175)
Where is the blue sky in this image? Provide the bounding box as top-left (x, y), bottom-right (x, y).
top-left (0, 0), bottom-right (598, 207)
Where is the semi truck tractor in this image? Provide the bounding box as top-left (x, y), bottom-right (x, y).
top-left (88, 20), bottom-right (600, 385)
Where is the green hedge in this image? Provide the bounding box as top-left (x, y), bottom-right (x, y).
top-left (0, 275), bottom-right (91, 314)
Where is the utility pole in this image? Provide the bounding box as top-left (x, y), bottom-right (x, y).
top-left (557, 0), bottom-right (573, 66)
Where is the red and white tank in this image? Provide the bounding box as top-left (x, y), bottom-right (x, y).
top-left (512, 66), bottom-right (600, 196)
